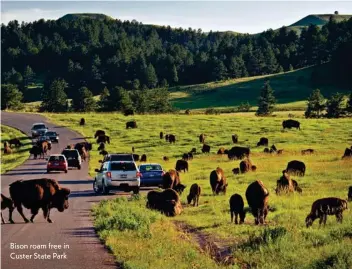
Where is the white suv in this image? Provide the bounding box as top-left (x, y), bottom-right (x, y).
top-left (93, 161), bottom-right (140, 195)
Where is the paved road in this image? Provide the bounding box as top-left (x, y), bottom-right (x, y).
top-left (1, 112), bottom-right (116, 269)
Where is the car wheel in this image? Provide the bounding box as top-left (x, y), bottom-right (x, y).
top-left (102, 181), bottom-right (109, 195)
top-left (47, 169), bottom-right (50, 173)
top-left (133, 187), bottom-right (140, 195)
top-left (93, 179), bottom-right (100, 194)
top-left (65, 170), bottom-right (68, 173)
top-left (78, 164), bottom-right (81, 170)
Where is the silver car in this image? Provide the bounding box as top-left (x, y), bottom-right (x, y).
top-left (31, 123), bottom-right (48, 138)
top-left (93, 161), bottom-right (140, 195)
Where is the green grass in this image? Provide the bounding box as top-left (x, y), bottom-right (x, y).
top-left (47, 112), bottom-right (352, 268)
top-left (170, 64), bottom-right (349, 110)
top-left (0, 125), bottom-right (32, 173)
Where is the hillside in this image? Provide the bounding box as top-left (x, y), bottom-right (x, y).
top-left (170, 64), bottom-right (350, 111)
top-left (59, 13), bottom-right (114, 21)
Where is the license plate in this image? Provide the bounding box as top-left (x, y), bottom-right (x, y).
top-left (54, 163), bottom-right (59, 166)
top-left (120, 174), bottom-right (127, 178)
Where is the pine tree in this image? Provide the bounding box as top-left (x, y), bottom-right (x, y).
top-left (145, 63), bottom-right (158, 88)
top-left (326, 92), bottom-right (344, 118)
top-left (23, 65), bottom-right (35, 88)
top-left (108, 87), bottom-right (133, 111)
top-left (40, 79), bottom-right (68, 112)
top-left (305, 89), bottom-right (326, 118)
top-left (256, 81), bottom-right (276, 116)
top-left (72, 87), bottom-right (97, 112)
top-left (1, 84), bottom-right (24, 110)
top-left (98, 87), bottom-right (110, 111)
top-left (171, 64), bottom-right (178, 84)
top-left (346, 92), bottom-right (352, 114)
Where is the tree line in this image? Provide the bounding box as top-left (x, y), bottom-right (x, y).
top-left (1, 15), bottom-right (352, 96)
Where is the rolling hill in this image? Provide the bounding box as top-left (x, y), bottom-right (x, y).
top-left (59, 13), bottom-right (114, 21)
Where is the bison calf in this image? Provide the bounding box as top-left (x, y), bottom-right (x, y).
top-left (187, 183), bottom-right (201, 206)
top-left (163, 156), bottom-right (169, 161)
top-left (306, 197), bottom-right (348, 228)
top-left (1, 194), bottom-right (15, 224)
top-left (229, 194), bottom-right (246, 224)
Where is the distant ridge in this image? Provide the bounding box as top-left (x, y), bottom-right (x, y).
top-left (59, 13), bottom-right (114, 21)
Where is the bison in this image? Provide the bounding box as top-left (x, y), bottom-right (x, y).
top-left (239, 159), bottom-right (256, 173)
top-left (176, 159), bottom-right (188, 173)
top-left (165, 134), bottom-right (169, 142)
top-left (283, 119), bottom-right (301, 130)
top-left (99, 150), bottom-right (109, 157)
top-left (140, 154), bottom-right (147, 162)
top-left (126, 121), bottom-right (137, 129)
top-left (94, 130), bottom-right (105, 138)
top-left (97, 135), bottom-right (110, 144)
top-left (75, 142), bottom-right (92, 151)
top-left (79, 118), bottom-right (85, 126)
top-left (97, 142), bottom-right (105, 151)
top-left (9, 178), bottom-right (70, 223)
top-left (342, 147), bottom-right (352, 159)
top-left (217, 147), bottom-right (227, 155)
top-left (8, 138), bottom-right (22, 148)
top-left (232, 134), bottom-right (238, 144)
top-left (245, 180), bottom-right (269, 225)
top-left (168, 134), bottom-right (176, 144)
top-left (187, 183), bottom-right (201, 207)
top-left (257, 137), bottom-right (269, 147)
top-left (160, 132), bottom-right (164, 139)
top-left (185, 109), bottom-right (191, 115)
top-left (187, 152), bottom-right (193, 160)
top-left (348, 186), bottom-right (352, 202)
top-left (210, 167), bottom-right (228, 195)
top-left (1, 193), bottom-right (14, 224)
top-left (163, 156), bottom-right (169, 161)
top-left (305, 197), bottom-right (348, 228)
top-left (132, 154), bottom-right (140, 161)
top-left (302, 149), bottom-right (314, 155)
top-left (3, 142), bottom-right (12, 154)
top-left (286, 160), bottom-right (306, 176)
top-left (146, 189), bottom-right (183, 217)
top-left (163, 169), bottom-right (180, 189)
top-left (29, 145), bottom-right (44, 159)
top-left (182, 153), bottom-right (189, 161)
top-left (202, 144), bottom-right (211, 153)
top-left (232, 168), bottom-right (240, 175)
top-left (190, 148), bottom-right (197, 154)
top-left (275, 170), bottom-right (297, 194)
top-left (199, 134), bottom-right (205, 143)
top-left (229, 194), bottom-right (246, 224)
top-left (228, 146), bottom-right (250, 160)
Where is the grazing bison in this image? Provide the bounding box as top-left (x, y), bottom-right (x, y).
top-left (182, 153), bottom-right (189, 161)
top-left (163, 169), bottom-right (180, 189)
top-left (286, 160), bottom-right (306, 176)
top-left (264, 148), bottom-right (270, 153)
top-left (305, 197), bottom-right (348, 228)
top-left (228, 146), bottom-right (250, 160)
top-left (163, 156), bottom-right (169, 161)
top-left (283, 119), bottom-right (301, 130)
top-left (123, 109), bottom-right (134, 116)
top-left (1, 194), bottom-right (14, 224)
top-left (342, 147), bottom-right (352, 159)
top-left (99, 150), bottom-right (109, 157)
top-left (245, 180), bottom-right (269, 225)
top-left (94, 130), bottom-right (105, 138)
top-left (229, 194), bottom-right (246, 224)
top-left (97, 135), bottom-right (110, 144)
top-left (8, 138), bottom-right (22, 148)
top-left (239, 159), bottom-right (256, 173)
top-left (126, 121), bottom-right (137, 129)
top-left (275, 170), bottom-right (294, 194)
top-left (232, 134), bottom-right (238, 144)
top-left (30, 145), bottom-right (44, 159)
top-left (348, 186), bottom-right (352, 201)
top-left (199, 134), bottom-right (205, 143)
top-left (210, 167), bottom-right (228, 195)
top-left (202, 144), bottom-right (211, 153)
top-left (97, 143), bottom-right (105, 151)
top-left (187, 183), bottom-right (201, 206)
top-left (79, 118), bottom-right (85, 126)
top-left (146, 189), bottom-right (183, 217)
top-left (3, 142), bottom-right (12, 154)
top-left (168, 134), bottom-right (176, 144)
top-left (165, 134), bottom-right (169, 142)
top-left (176, 159), bottom-right (188, 172)
top-left (187, 152), bottom-right (193, 160)
top-left (302, 149), bottom-right (314, 155)
top-left (217, 147), bottom-right (227, 155)
top-left (9, 178), bottom-right (70, 223)
top-left (270, 144), bottom-right (277, 153)
top-left (160, 132), bottom-right (164, 139)
top-left (132, 154), bottom-right (140, 161)
top-left (257, 137), bottom-right (269, 147)
top-left (190, 148), bottom-right (197, 154)
top-left (140, 154), bottom-right (147, 162)
top-left (277, 149), bottom-right (284, 155)
top-left (232, 168), bottom-right (240, 175)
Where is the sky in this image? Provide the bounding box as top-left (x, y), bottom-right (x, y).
top-left (1, 1), bottom-right (352, 33)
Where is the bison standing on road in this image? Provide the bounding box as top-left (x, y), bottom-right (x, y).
top-left (286, 160), bottom-right (306, 176)
top-left (176, 159), bottom-right (188, 173)
top-left (246, 180), bottom-right (269, 225)
top-left (210, 167), bottom-right (228, 195)
top-left (283, 119), bottom-right (301, 130)
top-left (126, 121), bottom-right (137, 129)
top-left (146, 189), bottom-right (183, 217)
top-left (9, 178), bottom-right (71, 223)
top-left (1, 193), bottom-right (15, 224)
top-left (229, 194), bottom-right (246, 224)
top-left (30, 145), bottom-right (43, 159)
top-left (305, 197), bottom-right (348, 228)
top-left (187, 183), bottom-right (201, 207)
top-left (228, 146), bottom-right (250, 160)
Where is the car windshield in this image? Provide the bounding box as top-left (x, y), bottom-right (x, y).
top-left (110, 162), bottom-right (136, 171)
top-left (109, 155), bottom-right (133, 161)
top-left (49, 156), bottom-right (65, 162)
top-left (46, 132), bottom-right (57, 136)
top-left (140, 165), bottom-right (162, 172)
top-left (32, 124), bottom-right (46, 130)
top-left (62, 150), bottom-right (79, 158)
top-left (39, 136), bottom-right (49, 140)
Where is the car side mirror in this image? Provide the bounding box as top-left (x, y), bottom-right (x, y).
top-left (95, 169), bottom-right (100, 172)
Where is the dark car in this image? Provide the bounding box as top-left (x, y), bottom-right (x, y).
top-left (138, 163), bottom-right (164, 187)
top-left (61, 149), bottom-right (82, 169)
top-left (45, 131), bottom-right (59, 143)
top-left (100, 153), bottom-right (135, 163)
top-left (31, 123), bottom-right (48, 138)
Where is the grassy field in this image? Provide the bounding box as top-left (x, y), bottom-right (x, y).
top-left (170, 64), bottom-right (349, 111)
top-left (0, 125), bottom-right (32, 173)
top-left (47, 112), bottom-right (352, 268)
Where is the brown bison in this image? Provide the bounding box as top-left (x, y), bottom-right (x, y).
top-left (257, 137), bottom-right (269, 147)
top-left (228, 146), bottom-right (250, 160)
top-left (8, 138), bottom-right (22, 148)
top-left (146, 189), bottom-right (183, 217)
top-left (80, 147), bottom-right (88, 162)
top-left (202, 144), bottom-right (211, 153)
top-left (140, 154), bottom-right (147, 162)
top-left (342, 147), bottom-right (352, 159)
top-left (168, 134), bottom-right (176, 144)
top-left (185, 109), bottom-right (191, 115)
top-left (163, 156), bottom-right (169, 161)
top-left (286, 160), bottom-right (306, 176)
top-left (229, 194), bottom-right (246, 224)
top-left (245, 180), bottom-right (269, 225)
top-left (306, 198), bottom-right (348, 228)
top-left (283, 119), bottom-right (301, 130)
top-left (132, 154), bottom-right (140, 161)
top-left (210, 167), bottom-right (228, 195)
top-left (126, 121), bottom-right (137, 129)
top-left (239, 159), bottom-right (256, 173)
top-left (79, 118), bottom-right (85, 125)
top-left (277, 149), bottom-right (284, 155)
top-left (75, 142), bottom-right (92, 151)
top-left (217, 147), bottom-right (227, 155)
top-left (3, 142), bottom-right (12, 154)
top-left (199, 134), bottom-right (205, 143)
top-left (9, 178), bottom-right (71, 223)
top-left (275, 170), bottom-right (297, 194)
top-left (187, 183), bottom-right (201, 206)
top-left (160, 132), bottom-right (164, 139)
top-left (176, 159), bottom-right (188, 172)
top-left (29, 145), bottom-right (44, 159)
top-left (1, 193), bottom-right (15, 224)
top-left (348, 186), bottom-right (352, 202)
top-left (263, 148), bottom-right (270, 153)
top-left (97, 142), bottom-right (105, 151)
top-left (182, 153), bottom-right (189, 161)
top-left (97, 135), bottom-right (110, 144)
top-left (162, 170), bottom-right (186, 194)
top-left (232, 168), bottom-right (240, 175)
top-left (232, 134), bottom-right (238, 144)
top-left (301, 149), bottom-right (315, 155)
top-left (94, 130), bottom-right (105, 138)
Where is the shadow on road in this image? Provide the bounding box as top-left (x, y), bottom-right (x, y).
top-left (63, 227), bottom-right (98, 238)
top-left (69, 190), bottom-right (96, 198)
top-left (10, 168), bottom-right (47, 172)
top-left (59, 180), bottom-right (93, 185)
top-left (22, 162), bottom-right (47, 166)
top-left (5, 171), bottom-right (46, 176)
